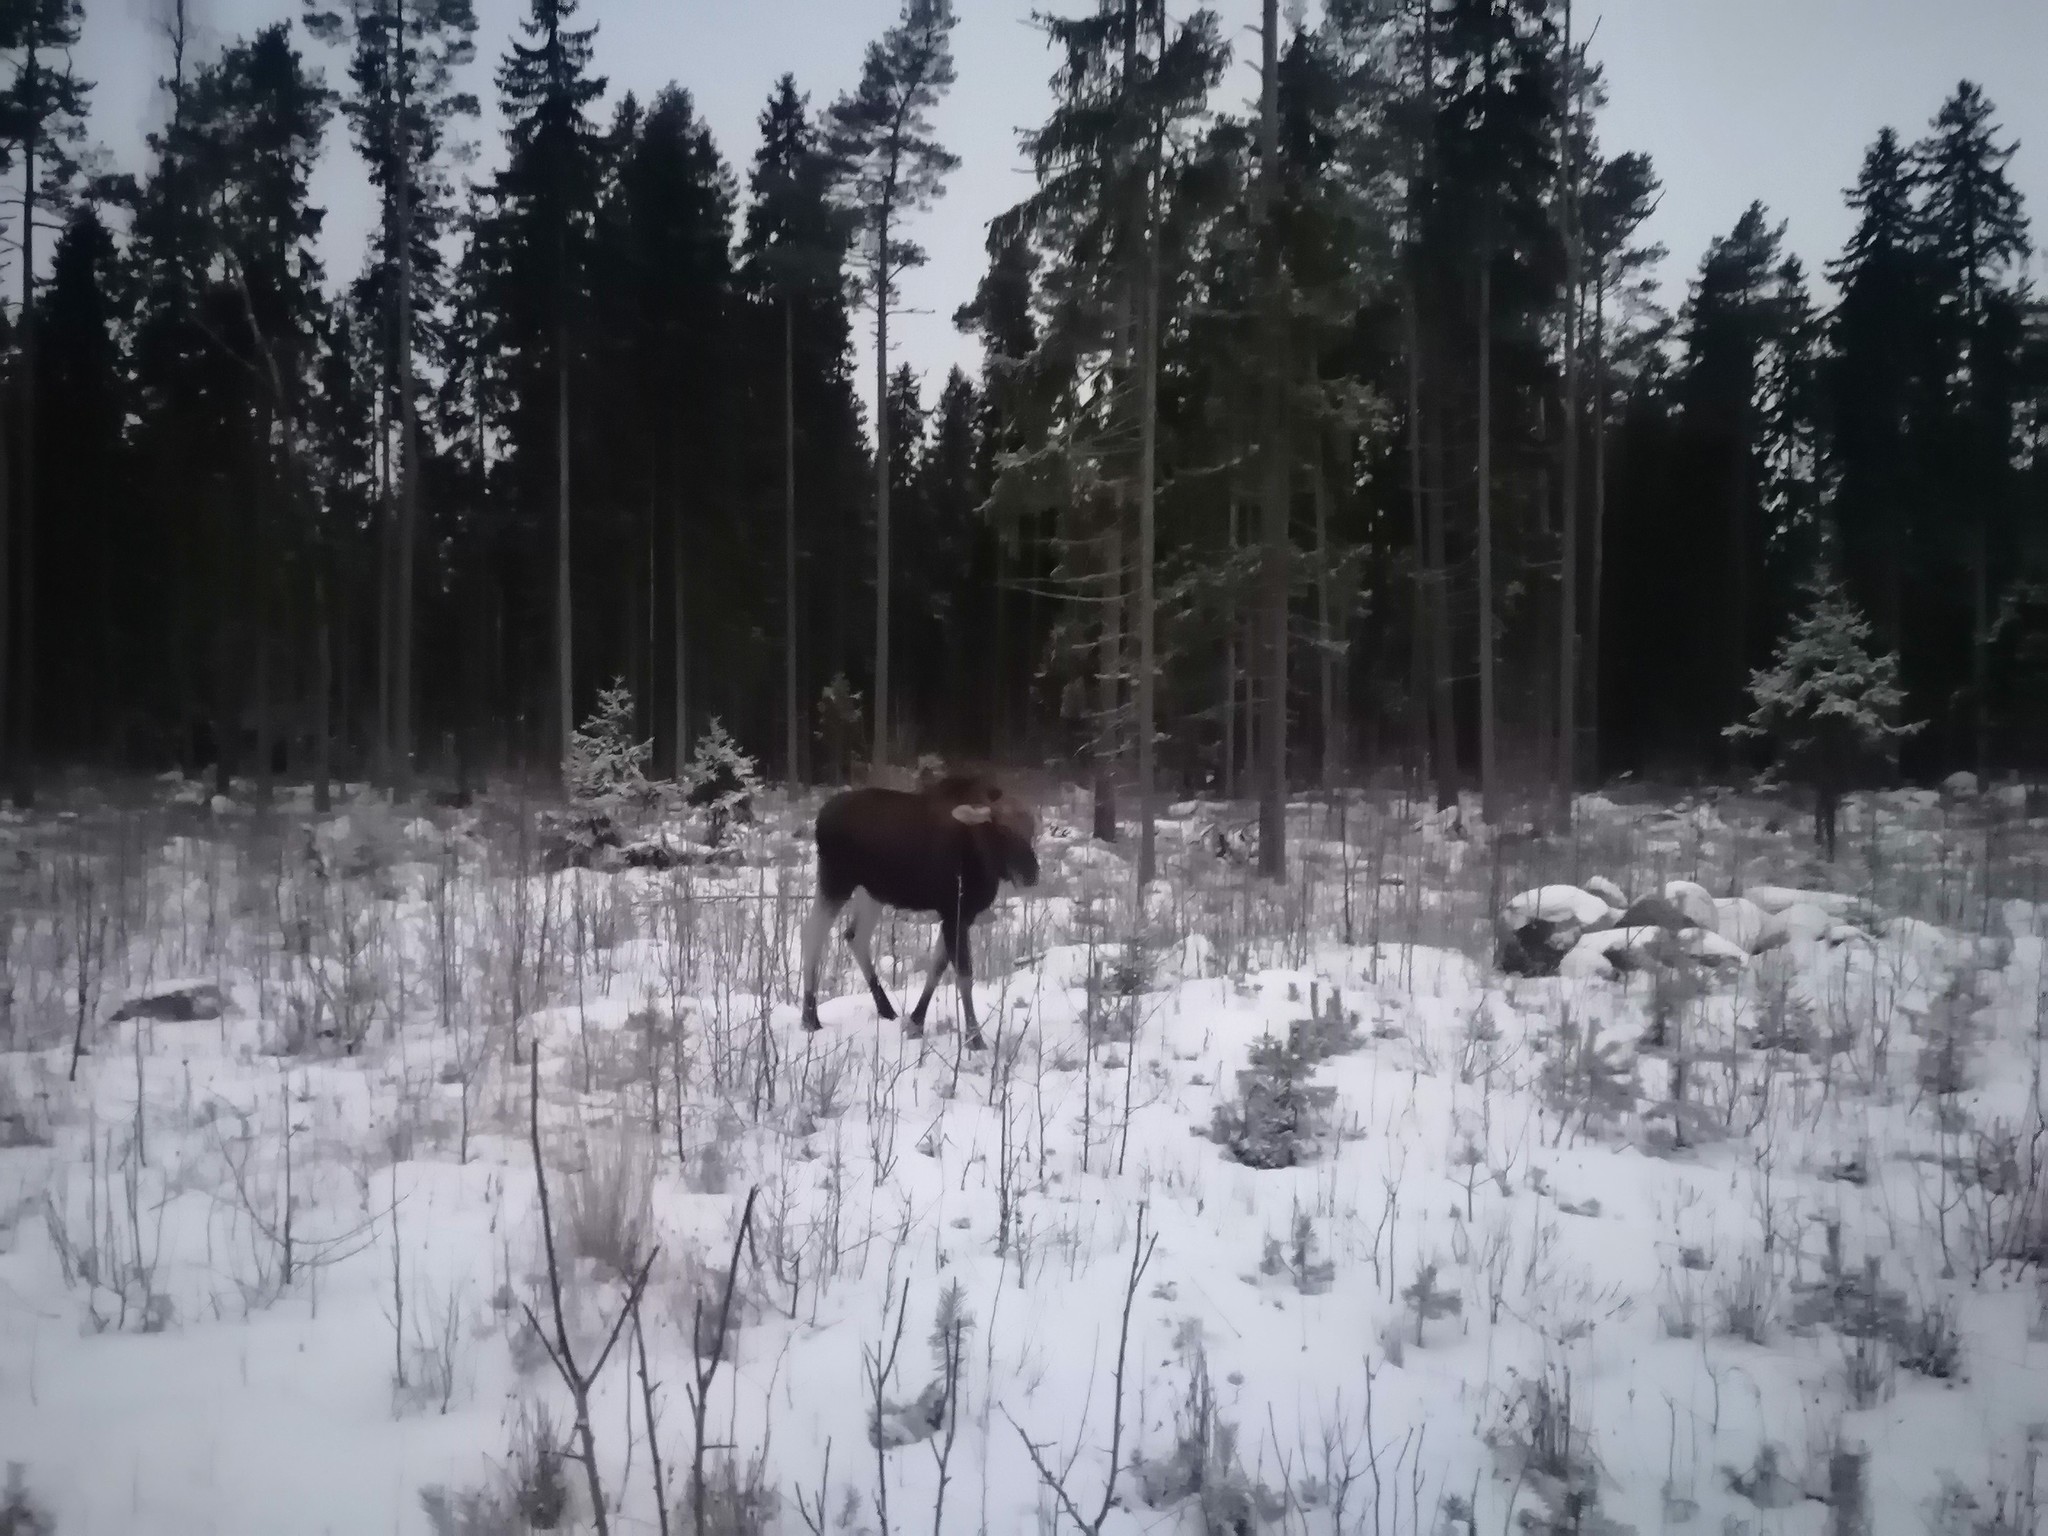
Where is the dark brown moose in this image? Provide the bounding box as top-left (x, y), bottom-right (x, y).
top-left (798, 774), bottom-right (1040, 1049)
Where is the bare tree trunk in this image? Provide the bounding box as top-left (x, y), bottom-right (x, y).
top-left (873, 243), bottom-right (892, 773)
top-left (785, 295), bottom-right (802, 786)
top-left (1554, 0), bottom-right (1580, 829)
top-left (1974, 519), bottom-right (1990, 784)
top-left (1255, 0), bottom-right (1288, 880)
top-left (556, 324), bottom-right (573, 779)
top-left (392, 0), bottom-right (418, 800)
top-left (1135, 143), bottom-right (1160, 888)
top-left (1093, 525), bottom-right (1121, 842)
top-left (14, 68), bottom-right (39, 810)
top-left (1476, 253), bottom-right (1498, 827)
top-left (1224, 495), bottom-right (1239, 799)
top-left (1404, 302), bottom-right (1431, 795)
top-left (1318, 438), bottom-right (1335, 786)
top-left (0, 374), bottom-right (11, 790)
top-left (374, 380), bottom-right (393, 787)
top-left (315, 574), bottom-right (333, 813)
top-left (1587, 271), bottom-right (1607, 781)
top-left (672, 454), bottom-right (687, 774)
top-left (1426, 408), bottom-right (1458, 814)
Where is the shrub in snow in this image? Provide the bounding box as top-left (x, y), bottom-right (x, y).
top-left (565, 677), bottom-right (655, 805)
top-left (1724, 566), bottom-right (1921, 861)
top-left (815, 673), bottom-right (865, 782)
top-left (682, 718), bottom-right (761, 845)
top-left (1210, 1021), bottom-right (1343, 1169)
top-left (679, 1448), bottom-right (779, 1536)
top-left (0, 1465), bottom-right (56, 1536)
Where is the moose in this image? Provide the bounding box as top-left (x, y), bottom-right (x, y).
top-left (798, 773), bottom-right (1041, 1050)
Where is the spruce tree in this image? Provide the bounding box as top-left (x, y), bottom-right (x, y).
top-left (1726, 565), bottom-right (1920, 859)
top-left (826, 0), bottom-right (960, 770)
top-left (1826, 127), bottom-right (1934, 659)
top-left (1914, 81), bottom-right (2029, 781)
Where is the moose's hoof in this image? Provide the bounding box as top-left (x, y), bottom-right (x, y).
top-left (965, 1033), bottom-right (987, 1052)
top-left (903, 1019), bottom-right (926, 1041)
top-left (874, 996), bottom-right (898, 1022)
top-left (800, 1012), bottom-right (823, 1034)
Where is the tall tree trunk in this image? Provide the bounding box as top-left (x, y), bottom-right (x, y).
top-left (1554, 0), bottom-right (1580, 829)
top-left (1974, 518), bottom-right (1990, 783)
top-left (1314, 435), bottom-right (1339, 792)
top-left (315, 572), bottom-right (333, 813)
top-left (1587, 270), bottom-right (1607, 782)
top-left (14, 66), bottom-right (39, 810)
top-left (374, 380), bottom-right (393, 786)
top-left (1404, 301), bottom-right (1432, 797)
top-left (393, 6), bottom-right (419, 800)
top-left (873, 241), bottom-right (892, 773)
top-left (1135, 149), bottom-right (1160, 887)
top-left (0, 374), bottom-right (10, 789)
top-left (672, 453), bottom-right (687, 774)
top-left (1255, 0), bottom-right (1288, 880)
top-left (556, 323), bottom-right (573, 779)
top-left (784, 295), bottom-right (801, 787)
top-left (1426, 406), bottom-right (1458, 814)
top-left (1224, 494), bottom-right (1239, 800)
top-left (1476, 252), bottom-right (1498, 826)
top-left (1093, 524), bottom-right (1121, 842)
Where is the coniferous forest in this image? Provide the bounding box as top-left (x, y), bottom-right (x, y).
top-left (0, 0), bottom-right (2042, 831)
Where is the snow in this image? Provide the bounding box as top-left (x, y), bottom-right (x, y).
top-left (1662, 879), bottom-right (1719, 931)
top-left (1, 780), bottom-right (2046, 1535)
top-left (1714, 895), bottom-right (1771, 951)
top-left (1501, 883), bottom-right (1616, 929)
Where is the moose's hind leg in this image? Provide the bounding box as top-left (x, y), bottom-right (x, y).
top-left (844, 892), bottom-right (898, 1021)
top-left (799, 894), bottom-right (847, 1032)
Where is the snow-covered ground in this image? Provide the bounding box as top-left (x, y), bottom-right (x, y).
top-left (1, 776), bottom-right (2045, 1536)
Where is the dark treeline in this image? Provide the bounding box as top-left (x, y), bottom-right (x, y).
top-left (0, 0), bottom-right (2042, 826)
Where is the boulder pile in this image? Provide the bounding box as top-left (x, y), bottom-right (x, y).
top-left (1495, 875), bottom-right (1872, 980)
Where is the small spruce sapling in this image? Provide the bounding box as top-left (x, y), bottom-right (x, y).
top-left (567, 677), bottom-right (656, 805)
top-left (1723, 566), bottom-right (1921, 861)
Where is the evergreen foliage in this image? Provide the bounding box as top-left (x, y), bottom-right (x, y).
top-left (1726, 565), bottom-right (1922, 857)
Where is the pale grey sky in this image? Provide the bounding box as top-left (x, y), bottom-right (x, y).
top-left (74, 0), bottom-right (2048, 403)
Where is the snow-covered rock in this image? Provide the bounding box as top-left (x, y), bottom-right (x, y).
top-left (1679, 927), bottom-right (1750, 971)
top-left (1714, 896), bottom-right (1770, 952)
top-left (1502, 885), bottom-right (1615, 929)
top-left (1498, 886), bottom-right (1624, 976)
top-left (1620, 895), bottom-right (1694, 933)
top-left (1583, 875), bottom-right (1629, 909)
top-left (1744, 885), bottom-right (1863, 918)
top-left (1558, 925), bottom-right (1670, 978)
top-left (1942, 770), bottom-right (1980, 799)
top-left (1663, 880), bottom-right (1718, 931)
top-left (1754, 902), bottom-right (1836, 951)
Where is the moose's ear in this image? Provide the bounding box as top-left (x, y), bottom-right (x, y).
top-left (951, 803), bottom-right (994, 825)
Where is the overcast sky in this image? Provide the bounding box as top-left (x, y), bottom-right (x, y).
top-left (73, 0), bottom-right (2048, 404)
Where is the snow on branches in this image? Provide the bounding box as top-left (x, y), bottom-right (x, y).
top-left (1726, 566), bottom-right (1922, 857)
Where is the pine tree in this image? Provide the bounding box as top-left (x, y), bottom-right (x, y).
top-left (595, 85), bottom-right (736, 774)
top-left (35, 206), bottom-right (127, 761)
top-left (740, 74), bottom-right (860, 784)
top-left (303, 0), bottom-right (479, 796)
top-left (496, 0), bottom-right (606, 781)
top-left (0, 0), bottom-right (91, 804)
top-left (1726, 565), bottom-right (1921, 859)
top-left (826, 0), bottom-right (960, 771)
